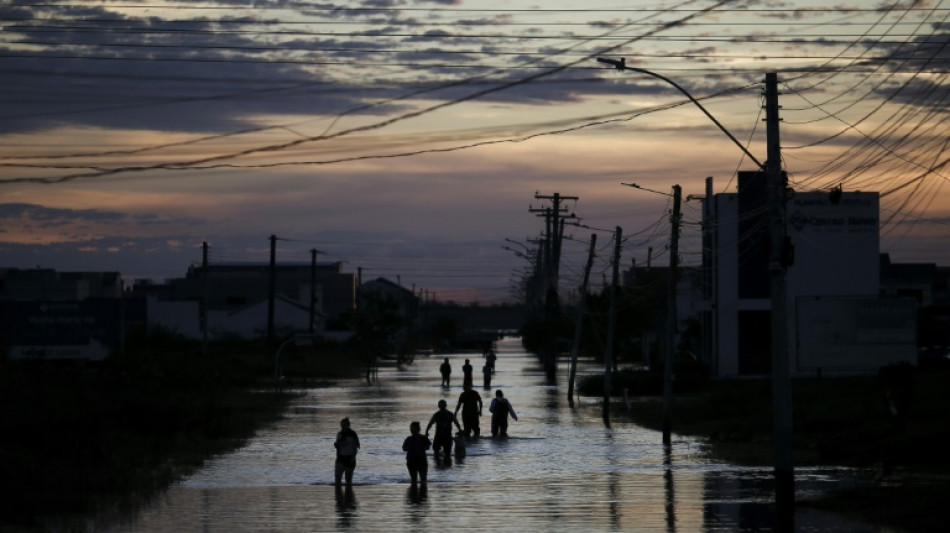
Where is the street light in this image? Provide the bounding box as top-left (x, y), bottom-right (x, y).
top-left (597, 57), bottom-right (765, 171)
top-left (622, 181), bottom-right (682, 448)
top-left (601, 59), bottom-right (794, 521)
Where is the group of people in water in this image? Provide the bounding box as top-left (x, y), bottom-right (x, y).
top-left (333, 348), bottom-right (517, 490)
top-left (440, 351), bottom-right (496, 389)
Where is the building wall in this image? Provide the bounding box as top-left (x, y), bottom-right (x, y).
top-left (1, 269), bottom-right (123, 301)
top-left (207, 297), bottom-right (316, 340)
top-left (147, 295), bottom-right (201, 339)
top-left (167, 262), bottom-right (355, 320)
top-left (709, 187), bottom-right (904, 376)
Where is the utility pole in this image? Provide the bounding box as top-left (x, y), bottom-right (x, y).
top-left (703, 177), bottom-right (715, 374)
top-left (603, 226), bottom-right (622, 428)
top-left (662, 185), bottom-right (682, 446)
top-left (568, 233), bottom-right (597, 407)
top-left (201, 241), bottom-right (209, 355)
top-left (356, 267), bottom-right (362, 311)
top-left (530, 192), bottom-right (578, 376)
top-left (597, 57), bottom-right (790, 522)
top-left (309, 249), bottom-right (323, 333)
top-left (531, 192), bottom-right (578, 283)
top-left (267, 234), bottom-right (277, 346)
top-left (765, 72), bottom-right (795, 524)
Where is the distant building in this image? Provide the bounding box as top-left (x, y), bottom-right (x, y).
top-left (360, 277), bottom-right (418, 319)
top-left (134, 260), bottom-right (355, 341)
top-left (0, 268), bottom-right (140, 361)
top-left (163, 260), bottom-right (355, 321)
top-left (0, 268), bottom-right (123, 300)
top-left (701, 172), bottom-right (917, 376)
top-left (206, 294), bottom-right (326, 340)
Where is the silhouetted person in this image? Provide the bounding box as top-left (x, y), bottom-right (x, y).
top-left (402, 421), bottom-right (431, 487)
top-left (334, 417), bottom-right (360, 488)
top-left (489, 390), bottom-right (518, 438)
top-left (426, 399), bottom-right (461, 462)
top-left (462, 358), bottom-right (474, 388)
top-left (485, 349), bottom-right (497, 372)
top-left (454, 382), bottom-right (482, 438)
top-left (482, 363), bottom-right (492, 389)
top-left (440, 357), bottom-right (452, 387)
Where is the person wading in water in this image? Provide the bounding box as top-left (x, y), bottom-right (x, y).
top-left (489, 390), bottom-right (518, 438)
top-left (454, 382), bottom-right (483, 438)
top-left (334, 418), bottom-right (360, 488)
top-left (402, 421), bottom-right (431, 487)
top-left (426, 399), bottom-right (462, 463)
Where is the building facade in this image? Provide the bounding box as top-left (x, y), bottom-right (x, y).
top-left (703, 172), bottom-right (916, 376)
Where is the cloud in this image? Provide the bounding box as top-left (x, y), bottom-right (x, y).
top-left (0, 203), bottom-right (204, 244)
top-left (0, 1), bottom-right (679, 138)
top-left (0, 203), bottom-right (125, 225)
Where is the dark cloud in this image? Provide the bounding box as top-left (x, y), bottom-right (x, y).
top-left (0, 1), bottom-right (632, 136)
top-left (0, 203), bottom-right (203, 232)
top-left (0, 3), bottom-right (408, 134)
top-left (0, 203), bottom-right (124, 224)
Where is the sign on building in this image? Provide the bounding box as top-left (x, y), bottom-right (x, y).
top-left (0, 300), bottom-right (123, 361)
top-left (796, 296), bottom-right (917, 373)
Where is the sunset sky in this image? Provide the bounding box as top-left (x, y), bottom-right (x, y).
top-left (1, 0), bottom-right (948, 303)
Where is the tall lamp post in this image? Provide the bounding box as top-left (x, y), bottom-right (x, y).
top-left (598, 58), bottom-right (793, 521)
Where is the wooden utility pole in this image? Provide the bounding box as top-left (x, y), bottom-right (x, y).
top-left (603, 226), bottom-right (622, 427)
top-left (531, 193), bottom-right (578, 278)
top-left (530, 193), bottom-right (578, 376)
top-left (568, 233), bottom-right (597, 407)
top-left (662, 185), bottom-right (682, 446)
top-left (765, 72), bottom-right (794, 524)
top-left (267, 234), bottom-right (277, 346)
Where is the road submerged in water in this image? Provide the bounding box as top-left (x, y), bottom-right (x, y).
top-left (102, 337), bottom-right (885, 532)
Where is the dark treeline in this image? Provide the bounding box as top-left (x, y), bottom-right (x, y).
top-left (0, 330), bottom-right (365, 532)
top-left (521, 272), bottom-right (710, 394)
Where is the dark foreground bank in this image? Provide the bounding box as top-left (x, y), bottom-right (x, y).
top-left (611, 367), bottom-right (950, 532)
top-left (0, 337), bottom-right (365, 532)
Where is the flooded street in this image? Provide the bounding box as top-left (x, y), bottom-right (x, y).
top-left (105, 337), bottom-right (882, 532)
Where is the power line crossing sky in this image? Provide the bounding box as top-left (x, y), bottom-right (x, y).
top-left (1, 0), bottom-right (948, 303)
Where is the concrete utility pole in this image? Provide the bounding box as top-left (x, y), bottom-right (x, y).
top-left (662, 184), bottom-right (682, 446)
top-left (598, 56), bottom-right (792, 524)
top-left (568, 233), bottom-right (597, 407)
top-left (268, 234), bottom-right (277, 346)
top-left (765, 72), bottom-right (795, 524)
top-left (603, 226), bottom-right (622, 428)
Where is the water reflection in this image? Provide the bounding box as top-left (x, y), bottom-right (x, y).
top-left (335, 486), bottom-right (357, 529)
top-left (664, 445), bottom-right (675, 532)
top-left (98, 337), bottom-right (882, 532)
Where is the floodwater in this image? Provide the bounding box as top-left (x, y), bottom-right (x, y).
top-left (103, 337), bottom-right (885, 532)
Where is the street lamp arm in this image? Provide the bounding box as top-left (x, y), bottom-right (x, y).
top-left (597, 57), bottom-right (765, 171)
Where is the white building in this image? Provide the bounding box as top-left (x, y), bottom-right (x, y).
top-left (704, 172), bottom-right (916, 377)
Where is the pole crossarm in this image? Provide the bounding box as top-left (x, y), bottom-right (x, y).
top-left (597, 57), bottom-right (765, 171)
